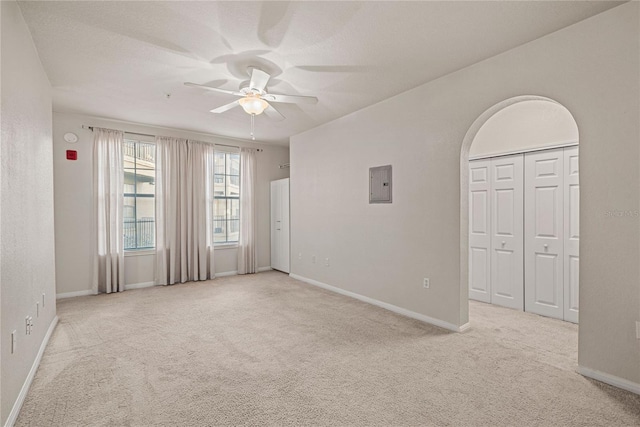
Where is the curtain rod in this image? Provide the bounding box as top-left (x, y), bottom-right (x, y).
top-left (82, 125), bottom-right (262, 151)
top-left (82, 125), bottom-right (153, 138)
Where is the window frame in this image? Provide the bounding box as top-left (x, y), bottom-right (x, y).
top-left (213, 150), bottom-right (241, 245)
top-left (123, 138), bottom-right (156, 251)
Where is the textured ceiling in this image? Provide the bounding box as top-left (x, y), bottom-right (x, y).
top-left (19, 1), bottom-right (623, 145)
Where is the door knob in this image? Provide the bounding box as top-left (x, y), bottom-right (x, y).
top-left (501, 241), bottom-right (506, 246)
top-left (543, 244), bottom-right (548, 250)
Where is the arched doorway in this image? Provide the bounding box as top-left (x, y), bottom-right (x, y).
top-left (460, 96), bottom-right (579, 323)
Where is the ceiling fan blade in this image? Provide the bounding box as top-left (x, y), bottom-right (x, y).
top-left (295, 65), bottom-right (372, 73)
top-left (184, 82), bottom-right (243, 97)
top-left (210, 101), bottom-right (240, 114)
top-left (249, 68), bottom-right (271, 92)
top-left (264, 93), bottom-right (318, 105)
top-left (263, 103), bottom-right (285, 121)
top-left (257, 2), bottom-right (292, 48)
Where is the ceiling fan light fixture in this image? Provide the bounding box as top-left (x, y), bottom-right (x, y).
top-left (238, 95), bottom-right (268, 115)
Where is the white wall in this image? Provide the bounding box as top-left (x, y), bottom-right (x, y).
top-left (291, 2), bottom-right (639, 386)
top-left (53, 112), bottom-right (289, 296)
top-left (1, 2), bottom-right (57, 424)
top-left (469, 100), bottom-right (578, 158)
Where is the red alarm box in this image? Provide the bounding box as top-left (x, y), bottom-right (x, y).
top-left (66, 150), bottom-right (77, 160)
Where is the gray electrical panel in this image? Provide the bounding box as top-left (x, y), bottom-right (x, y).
top-left (369, 165), bottom-right (392, 203)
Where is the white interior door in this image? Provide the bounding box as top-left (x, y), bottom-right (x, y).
top-left (490, 154), bottom-right (524, 310)
top-left (563, 147), bottom-right (579, 323)
top-left (469, 160), bottom-right (492, 303)
top-left (525, 149), bottom-right (564, 319)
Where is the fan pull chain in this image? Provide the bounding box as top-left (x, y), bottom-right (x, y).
top-left (250, 113), bottom-right (256, 140)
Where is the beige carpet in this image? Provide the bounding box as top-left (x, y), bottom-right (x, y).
top-left (16, 271), bottom-right (640, 426)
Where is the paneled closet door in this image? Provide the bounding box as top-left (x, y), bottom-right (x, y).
top-left (279, 178), bottom-right (290, 274)
top-left (524, 149), bottom-right (564, 320)
top-left (271, 178), bottom-right (290, 274)
top-left (270, 180), bottom-right (281, 271)
top-left (490, 154), bottom-right (524, 310)
top-left (469, 159), bottom-right (492, 303)
top-left (563, 147), bottom-right (579, 323)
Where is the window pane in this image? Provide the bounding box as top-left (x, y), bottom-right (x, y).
top-left (214, 152), bottom-right (225, 175)
top-left (229, 198), bottom-right (240, 220)
top-left (227, 153), bottom-right (240, 175)
top-left (227, 175), bottom-right (239, 197)
top-left (137, 142), bottom-right (155, 164)
top-left (213, 198), bottom-right (227, 243)
top-left (123, 141), bottom-right (136, 160)
top-left (135, 216), bottom-right (155, 249)
top-left (214, 199), bottom-right (226, 218)
top-left (124, 218), bottom-right (136, 250)
top-left (214, 174), bottom-right (226, 197)
top-left (227, 220), bottom-right (239, 242)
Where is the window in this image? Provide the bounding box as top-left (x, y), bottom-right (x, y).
top-left (123, 139), bottom-right (156, 250)
top-left (213, 151), bottom-right (240, 244)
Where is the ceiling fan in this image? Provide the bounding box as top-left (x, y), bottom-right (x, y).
top-left (185, 67), bottom-right (318, 138)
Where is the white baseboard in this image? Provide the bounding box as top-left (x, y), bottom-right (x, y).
top-left (124, 281), bottom-right (156, 291)
top-left (579, 366), bottom-right (640, 395)
top-left (458, 322), bottom-right (471, 333)
top-left (216, 270), bottom-right (238, 277)
top-left (56, 290), bottom-right (94, 300)
top-left (289, 274), bottom-right (467, 333)
top-left (217, 267), bottom-right (272, 277)
top-left (5, 316), bottom-right (59, 427)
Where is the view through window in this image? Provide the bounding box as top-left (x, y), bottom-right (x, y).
top-left (214, 151), bottom-right (240, 243)
top-left (124, 139), bottom-right (156, 250)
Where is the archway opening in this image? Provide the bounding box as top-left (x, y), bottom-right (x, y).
top-left (460, 96), bottom-right (579, 325)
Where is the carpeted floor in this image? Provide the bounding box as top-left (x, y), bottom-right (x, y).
top-left (16, 271), bottom-right (640, 426)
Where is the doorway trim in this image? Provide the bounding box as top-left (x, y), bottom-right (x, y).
top-left (459, 95), bottom-right (578, 325)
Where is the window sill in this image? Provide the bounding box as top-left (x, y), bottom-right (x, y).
top-left (214, 243), bottom-right (238, 250)
top-left (124, 249), bottom-right (155, 257)
top-left (124, 246), bottom-right (238, 255)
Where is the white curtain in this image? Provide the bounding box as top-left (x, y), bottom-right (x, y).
top-left (156, 137), bottom-right (215, 285)
top-left (93, 127), bottom-right (125, 294)
top-left (238, 148), bottom-right (258, 274)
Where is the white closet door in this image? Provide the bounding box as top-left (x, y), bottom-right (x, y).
top-left (270, 178), bottom-right (290, 273)
top-left (525, 149), bottom-right (564, 319)
top-left (490, 154), bottom-right (524, 310)
top-left (469, 160), bottom-right (492, 303)
top-left (280, 178), bottom-right (290, 273)
top-left (270, 180), bottom-right (281, 271)
top-left (563, 147), bottom-right (579, 323)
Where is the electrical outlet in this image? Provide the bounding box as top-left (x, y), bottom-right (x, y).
top-left (298, 252), bottom-right (302, 260)
top-left (325, 257), bottom-right (330, 267)
top-left (423, 278), bottom-right (430, 289)
top-left (312, 255), bottom-right (316, 264)
top-left (11, 331), bottom-right (17, 354)
top-left (25, 316), bottom-right (34, 335)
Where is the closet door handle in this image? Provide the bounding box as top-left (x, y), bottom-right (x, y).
top-left (501, 241), bottom-right (506, 247)
top-left (543, 244), bottom-right (548, 250)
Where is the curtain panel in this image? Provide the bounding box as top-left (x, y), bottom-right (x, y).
top-left (93, 127), bottom-right (125, 294)
top-left (156, 137), bottom-right (215, 285)
top-left (238, 148), bottom-right (258, 274)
